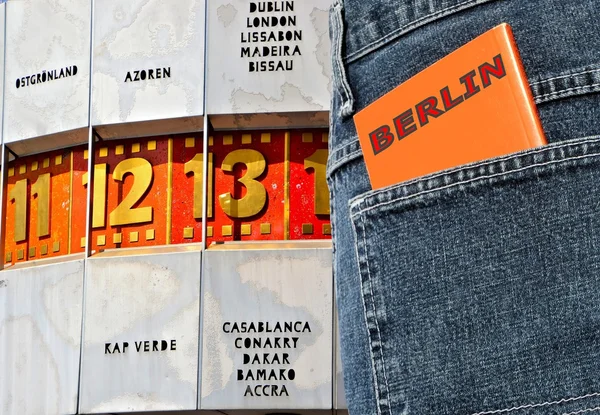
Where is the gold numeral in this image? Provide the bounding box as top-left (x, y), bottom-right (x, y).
top-left (8, 173), bottom-right (53, 243)
top-left (31, 173), bottom-right (51, 237)
top-left (82, 164), bottom-right (108, 228)
top-left (9, 179), bottom-right (28, 242)
top-left (219, 149), bottom-right (267, 218)
top-left (109, 158), bottom-right (153, 226)
top-left (184, 153), bottom-right (214, 219)
top-left (304, 149), bottom-right (330, 215)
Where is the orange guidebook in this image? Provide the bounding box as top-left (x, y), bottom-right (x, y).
top-left (354, 23), bottom-right (547, 190)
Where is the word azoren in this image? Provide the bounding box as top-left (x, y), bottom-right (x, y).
top-left (125, 67), bottom-right (171, 83)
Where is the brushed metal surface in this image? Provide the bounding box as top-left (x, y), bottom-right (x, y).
top-left (206, 0), bottom-right (332, 117)
top-left (79, 249), bottom-right (202, 413)
top-left (88, 411), bottom-right (333, 415)
top-left (92, 0), bottom-right (205, 137)
top-left (208, 240), bottom-right (332, 251)
top-left (196, 411), bottom-right (333, 415)
top-left (3, 0), bottom-right (91, 153)
top-left (0, 3), bottom-right (4, 143)
top-left (209, 111), bottom-right (329, 130)
top-left (201, 247), bottom-right (333, 410)
top-left (93, 115), bottom-right (204, 140)
top-left (0, 258), bottom-right (84, 415)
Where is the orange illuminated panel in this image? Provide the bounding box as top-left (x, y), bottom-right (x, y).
top-left (207, 131), bottom-right (285, 244)
top-left (4, 130), bottom-right (332, 263)
top-left (171, 134), bottom-right (205, 244)
top-left (4, 147), bottom-right (87, 264)
top-left (88, 138), bottom-right (169, 251)
top-left (289, 130), bottom-right (331, 239)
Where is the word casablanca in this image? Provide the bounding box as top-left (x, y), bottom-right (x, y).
top-left (223, 320), bottom-right (312, 398)
top-left (16, 65), bottom-right (78, 89)
top-left (105, 339), bottom-right (177, 354)
top-left (369, 54), bottom-right (507, 155)
top-left (241, 1), bottom-right (303, 72)
top-left (125, 67), bottom-right (171, 83)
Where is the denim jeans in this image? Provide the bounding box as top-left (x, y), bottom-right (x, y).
top-left (327, 1), bottom-right (600, 414)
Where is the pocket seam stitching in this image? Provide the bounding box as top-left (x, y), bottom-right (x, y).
top-left (344, 0), bottom-right (496, 64)
top-left (470, 391), bottom-right (600, 415)
top-left (332, 2), bottom-right (356, 117)
top-left (328, 148), bottom-right (362, 178)
top-left (355, 213), bottom-right (393, 415)
top-left (530, 67), bottom-right (600, 86)
top-left (563, 406), bottom-right (600, 415)
top-left (352, 212), bottom-right (384, 415)
top-left (352, 150), bottom-right (600, 217)
top-left (535, 82), bottom-right (600, 103)
top-left (351, 135), bottom-right (600, 211)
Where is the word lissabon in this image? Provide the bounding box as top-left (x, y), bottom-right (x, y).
top-left (354, 24), bottom-right (546, 189)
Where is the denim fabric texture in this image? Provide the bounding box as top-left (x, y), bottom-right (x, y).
top-left (327, 1), bottom-right (600, 414)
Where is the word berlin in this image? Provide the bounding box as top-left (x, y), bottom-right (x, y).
top-left (16, 65), bottom-right (78, 89)
top-left (369, 54), bottom-right (507, 155)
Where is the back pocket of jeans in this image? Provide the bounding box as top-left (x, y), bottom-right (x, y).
top-left (348, 136), bottom-right (600, 415)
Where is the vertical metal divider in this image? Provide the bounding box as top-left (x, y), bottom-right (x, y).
top-left (0, 144), bottom-right (7, 272)
top-left (77, 0), bottom-right (95, 411)
top-left (284, 131), bottom-right (291, 240)
top-left (197, 0), bottom-right (210, 409)
top-left (0, 5), bottom-right (7, 272)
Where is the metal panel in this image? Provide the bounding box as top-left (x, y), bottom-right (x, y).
top-left (89, 411), bottom-right (332, 415)
top-left (79, 248), bottom-right (202, 413)
top-left (206, 0), bottom-right (332, 127)
top-left (92, 0), bottom-right (205, 139)
top-left (3, 0), bottom-right (91, 155)
top-left (0, 3), bottom-right (5, 143)
top-left (201, 244), bottom-right (333, 410)
top-left (209, 111), bottom-right (330, 130)
top-left (0, 257), bottom-right (84, 415)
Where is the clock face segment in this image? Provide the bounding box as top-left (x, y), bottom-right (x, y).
top-left (3, 130), bottom-right (331, 264)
